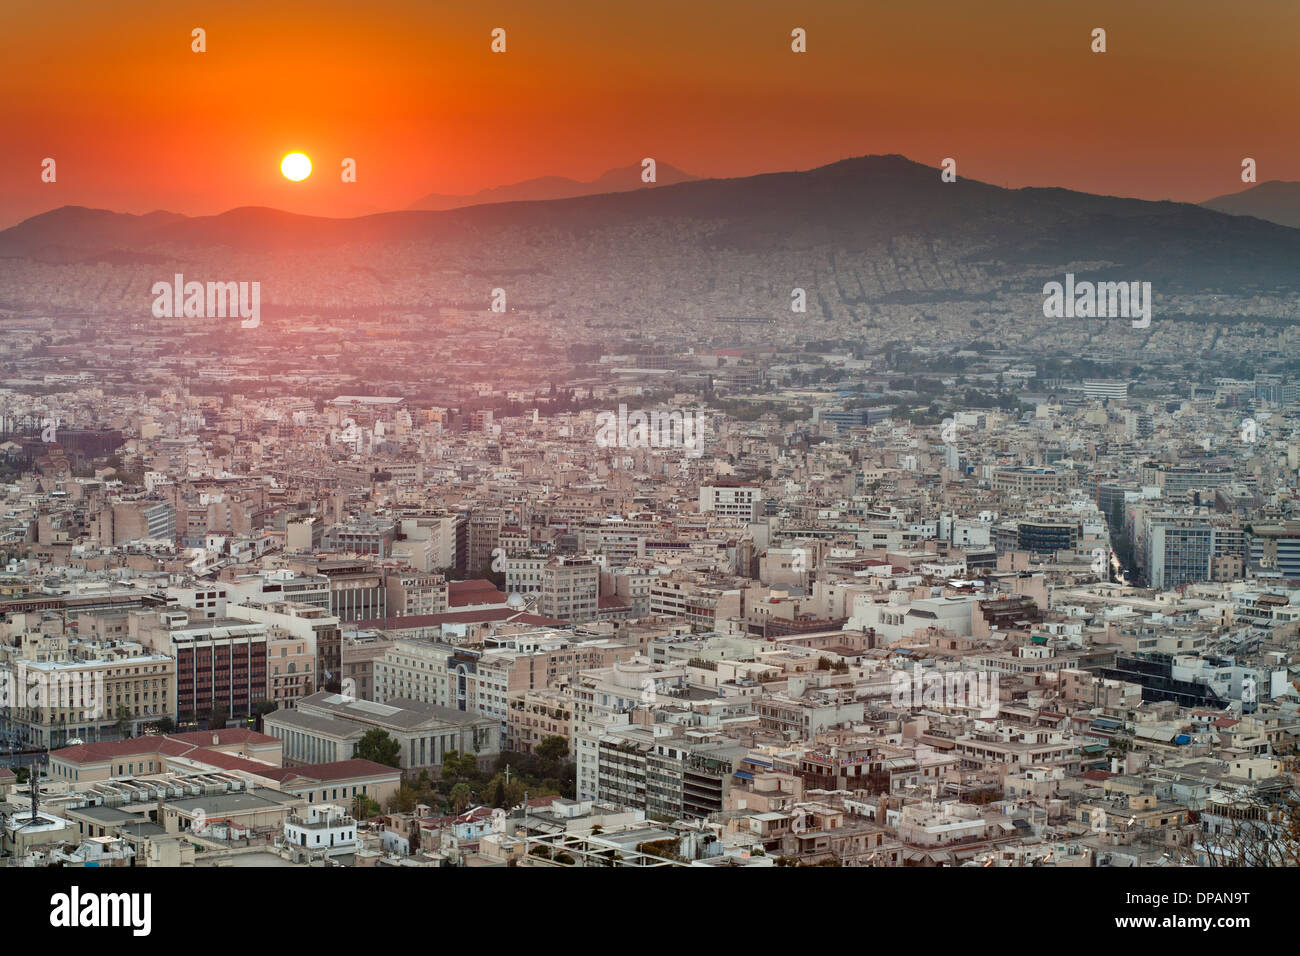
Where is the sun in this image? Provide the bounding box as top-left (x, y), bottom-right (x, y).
top-left (281, 152), bottom-right (312, 181)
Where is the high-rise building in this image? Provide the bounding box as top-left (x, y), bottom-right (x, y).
top-left (1146, 520), bottom-right (1214, 590)
top-left (134, 610), bottom-right (268, 725)
top-left (540, 556), bottom-right (599, 622)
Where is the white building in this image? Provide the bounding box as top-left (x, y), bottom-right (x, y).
top-left (283, 803), bottom-right (357, 857)
top-left (699, 483), bottom-right (763, 522)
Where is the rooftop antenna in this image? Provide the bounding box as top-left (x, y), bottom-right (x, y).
top-left (29, 754), bottom-right (40, 824)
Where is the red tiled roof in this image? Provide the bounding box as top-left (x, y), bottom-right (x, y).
top-left (448, 579), bottom-right (507, 607)
top-left (356, 608), bottom-right (566, 629)
top-left (51, 728), bottom-right (279, 766)
top-left (167, 728), bottom-right (279, 747)
top-left (50, 737), bottom-right (197, 764)
top-left (172, 749), bottom-right (276, 775)
top-left (257, 759), bottom-right (400, 784)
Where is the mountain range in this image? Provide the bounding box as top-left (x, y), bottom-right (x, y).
top-left (4, 155), bottom-right (1300, 297)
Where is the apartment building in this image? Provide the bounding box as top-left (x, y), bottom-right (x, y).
top-left (227, 601), bottom-right (341, 696)
top-left (384, 569), bottom-right (448, 617)
top-left (540, 555), bottom-right (599, 622)
top-left (506, 687), bottom-right (572, 754)
top-left (953, 726), bottom-right (1079, 773)
top-left (989, 467), bottom-right (1074, 496)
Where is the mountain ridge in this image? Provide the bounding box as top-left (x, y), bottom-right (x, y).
top-left (4, 154), bottom-right (1300, 296)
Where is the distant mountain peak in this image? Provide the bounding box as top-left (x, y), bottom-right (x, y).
top-left (407, 161), bottom-right (698, 211)
top-left (1201, 179), bottom-right (1300, 229)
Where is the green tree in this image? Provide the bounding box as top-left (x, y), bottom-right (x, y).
top-left (356, 728), bottom-right (402, 768)
top-left (440, 750), bottom-right (482, 784)
top-left (352, 794), bottom-right (381, 820)
top-left (115, 705), bottom-right (133, 739)
top-left (536, 736), bottom-right (569, 764)
top-left (387, 784), bottom-right (420, 814)
top-left (208, 705), bottom-right (228, 731)
top-left (449, 782), bottom-right (473, 814)
top-left (482, 772), bottom-right (525, 808)
top-left (251, 699), bottom-right (278, 733)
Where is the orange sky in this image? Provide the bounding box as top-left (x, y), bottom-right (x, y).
top-left (2, 0), bottom-right (1296, 227)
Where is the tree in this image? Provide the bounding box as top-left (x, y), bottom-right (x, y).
top-left (482, 772), bottom-right (525, 809)
top-left (115, 705), bottom-right (133, 739)
top-left (387, 784), bottom-right (420, 814)
top-left (536, 736), bottom-right (569, 764)
top-left (251, 700), bottom-right (278, 733)
top-left (208, 705), bottom-right (228, 731)
top-left (449, 782), bottom-right (473, 814)
top-left (356, 728), bottom-right (402, 769)
top-left (440, 750), bottom-right (482, 784)
top-left (153, 717), bottom-right (175, 735)
top-left (352, 794), bottom-right (381, 820)
top-left (1173, 789), bottom-right (1300, 866)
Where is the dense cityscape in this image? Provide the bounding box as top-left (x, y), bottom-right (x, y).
top-left (1, 8), bottom-right (1295, 938)
top-left (1, 227), bottom-right (1298, 871)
